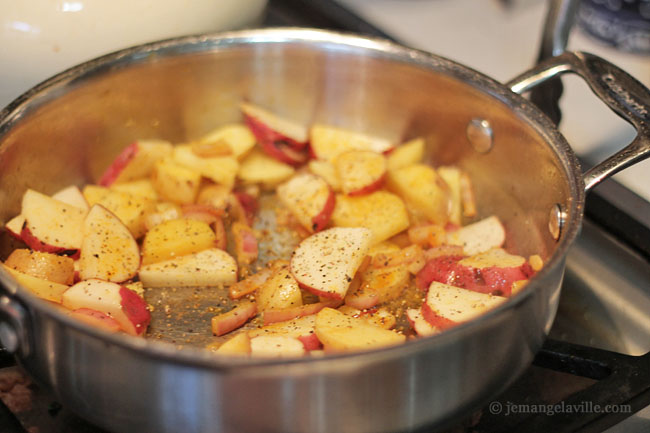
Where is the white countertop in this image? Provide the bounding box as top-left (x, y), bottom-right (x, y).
top-left (337, 0), bottom-right (650, 201)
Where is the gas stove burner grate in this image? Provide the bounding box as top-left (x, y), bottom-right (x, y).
top-left (465, 340), bottom-right (650, 433)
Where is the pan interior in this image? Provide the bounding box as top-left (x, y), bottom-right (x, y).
top-left (0, 34), bottom-right (575, 350)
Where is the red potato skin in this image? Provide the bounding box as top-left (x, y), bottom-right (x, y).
top-left (232, 222), bottom-right (258, 266)
top-left (182, 204), bottom-right (224, 218)
top-left (344, 290), bottom-right (379, 310)
top-left (357, 306), bottom-right (379, 317)
top-left (233, 191), bottom-right (258, 226)
top-left (415, 255), bottom-right (464, 290)
top-left (244, 116), bottom-right (308, 165)
top-left (182, 205), bottom-right (227, 245)
top-left (421, 303), bottom-right (457, 331)
top-left (405, 311), bottom-right (423, 336)
top-left (311, 189), bottom-right (336, 232)
top-left (297, 283), bottom-right (345, 301)
top-left (20, 224), bottom-right (79, 257)
top-left (297, 333), bottom-right (322, 351)
top-left (346, 173), bottom-right (386, 197)
top-left (260, 140), bottom-right (308, 166)
top-left (119, 287), bottom-right (151, 336)
top-left (182, 211), bottom-right (219, 226)
top-left (415, 255), bottom-right (535, 297)
top-left (276, 144), bottom-right (308, 166)
top-left (242, 113), bottom-right (307, 151)
top-left (257, 137), bottom-right (303, 166)
top-left (98, 142), bottom-right (138, 186)
top-left (445, 222), bottom-right (461, 232)
top-left (212, 303), bottom-right (257, 336)
top-left (21, 224), bottom-right (64, 254)
top-left (241, 230), bottom-right (258, 255)
top-left (263, 300), bottom-right (341, 325)
top-left (70, 308), bottom-right (121, 333)
top-left (307, 144), bottom-right (318, 160)
top-left (479, 265), bottom-right (534, 295)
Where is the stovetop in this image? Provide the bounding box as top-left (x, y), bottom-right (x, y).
top-left (0, 1), bottom-right (649, 432)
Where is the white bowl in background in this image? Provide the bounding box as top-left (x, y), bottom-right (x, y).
top-left (0, 0), bottom-right (268, 107)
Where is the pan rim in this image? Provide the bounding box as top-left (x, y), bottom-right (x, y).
top-left (0, 27), bottom-right (584, 370)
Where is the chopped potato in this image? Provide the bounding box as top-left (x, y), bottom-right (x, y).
top-left (4, 112), bottom-right (542, 355)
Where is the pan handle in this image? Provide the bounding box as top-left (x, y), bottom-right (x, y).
top-left (506, 51), bottom-right (650, 192)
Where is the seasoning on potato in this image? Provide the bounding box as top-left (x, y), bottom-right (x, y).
top-left (2, 102), bottom-right (541, 357)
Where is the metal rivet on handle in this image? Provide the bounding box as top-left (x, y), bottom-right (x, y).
top-left (0, 322), bottom-right (18, 353)
top-left (548, 204), bottom-right (566, 241)
top-left (466, 118), bottom-right (493, 153)
top-left (0, 295), bottom-right (30, 356)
